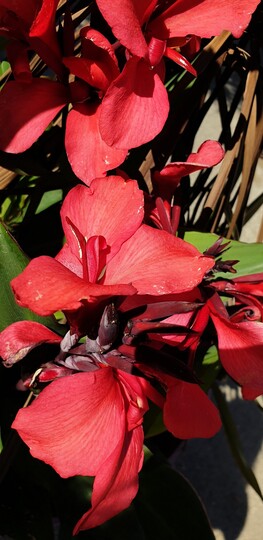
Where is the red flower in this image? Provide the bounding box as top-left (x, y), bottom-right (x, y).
top-left (0, 316), bottom-right (220, 531)
top-left (0, 28), bottom-right (127, 183)
top-left (0, 0), bottom-right (62, 75)
top-left (96, 0), bottom-right (260, 148)
top-left (12, 365), bottom-right (148, 532)
top-left (11, 176), bottom-right (214, 334)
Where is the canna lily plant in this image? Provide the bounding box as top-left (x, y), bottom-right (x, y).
top-left (0, 0), bottom-right (262, 538)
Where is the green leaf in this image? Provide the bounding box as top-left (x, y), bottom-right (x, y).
top-left (212, 383), bottom-right (263, 500)
top-left (198, 346), bottom-right (221, 392)
top-left (0, 60), bottom-right (10, 78)
top-left (0, 220), bottom-right (63, 333)
top-left (36, 189), bottom-right (63, 214)
top-left (134, 455), bottom-right (215, 540)
top-left (185, 232), bottom-right (263, 277)
top-left (144, 402), bottom-right (166, 439)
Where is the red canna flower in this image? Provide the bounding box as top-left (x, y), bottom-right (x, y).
top-left (0, 0), bottom-right (62, 75)
top-left (0, 27), bottom-right (127, 183)
top-left (11, 176), bottom-right (214, 335)
top-left (12, 364), bottom-right (148, 532)
top-left (0, 314), bottom-right (220, 532)
top-left (96, 0), bottom-right (260, 148)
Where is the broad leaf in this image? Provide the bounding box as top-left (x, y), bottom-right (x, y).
top-left (0, 220), bottom-right (63, 333)
top-left (134, 455), bottom-right (216, 540)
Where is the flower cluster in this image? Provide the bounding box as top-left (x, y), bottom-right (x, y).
top-left (0, 0), bottom-right (260, 183)
top-left (0, 0), bottom-right (262, 535)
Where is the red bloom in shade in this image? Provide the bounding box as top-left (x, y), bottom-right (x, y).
top-left (96, 0), bottom-right (259, 148)
top-left (12, 367), bottom-right (148, 532)
top-left (11, 176), bottom-right (214, 334)
top-left (0, 0), bottom-right (62, 75)
top-left (0, 27), bottom-right (127, 184)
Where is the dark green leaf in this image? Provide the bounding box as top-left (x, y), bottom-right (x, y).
top-left (144, 402), bottom-right (166, 439)
top-left (0, 220), bottom-right (63, 333)
top-left (134, 455), bottom-right (216, 540)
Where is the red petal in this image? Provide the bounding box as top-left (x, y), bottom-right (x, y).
top-left (80, 27), bottom-right (119, 67)
top-left (11, 256), bottom-right (136, 316)
top-left (0, 79), bottom-right (68, 153)
top-left (13, 368), bottom-right (144, 530)
top-left (75, 426), bottom-right (144, 531)
top-left (163, 379), bottom-right (221, 439)
top-left (0, 321), bottom-right (60, 366)
top-left (100, 57), bottom-right (169, 149)
top-left (209, 308), bottom-right (263, 400)
top-left (12, 370), bottom-right (126, 476)
top-left (0, 0), bottom-right (37, 28)
top-left (6, 40), bottom-right (32, 82)
top-left (153, 140), bottom-right (224, 199)
top-left (96, 0), bottom-right (148, 58)
top-left (149, 0), bottom-right (260, 39)
top-left (104, 224), bottom-right (214, 294)
top-left (65, 103), bottom-right (127, 183)
top-left (59, 177), bottom-right (144, 263)
top-left (29, 0), bottom-right (63, 75)
top-left (64, 50), bottom-right (119, 92)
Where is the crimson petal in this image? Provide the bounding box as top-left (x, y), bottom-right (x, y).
top-left (0, 79), bottom-right (68, 153)
top-left (0, 321), bottom-right (61, 366)
top-left (149, 0), bottom-right (260, 39)
top-left (96, 0), bottom-right (148, 58)
top-left (153, 140), bottom-right (224, 200)
top-left (11, 256), bottom-right (136, 316)
top-left (13, 368), bottom-right (145, 530)
top-left (209, 308), bottom-right (263, 400)
top-left (104, 224), bottom-right (214, 294)
top-left (100, 57), bottom-right (169, 149)
top-left (163, 379), bottom-right (221, 439)
top-left (58, 177), bottom-right (144, 264)
top-left (65, 103), bottom-right (127, 184)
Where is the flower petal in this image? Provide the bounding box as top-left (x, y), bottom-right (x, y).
top-left (0, 0), bottom-right (37, 29)
top-left (12, 369), bottom-right (125, 476)
top-left (0, 79), bottom-right (68, 153)
top-left (74, 421), bottom-right (143, 531)
top-left (163, 379), bottom-right (221, 439)
top-left (29, 0), bottom-right (62, 73)
top-left (96, 0), bottom-right (148, 58)
top-left (100, 57), bottom-right (169, 149)
top-left (0, 321), bottom-right (61, 366)
top-left (149, 0), bottom-right (260, 39)
top-left (209, 307), bottom-right (263, 400)
top-left (65, 103), bottom-right (127, 184)
top-left (59, 177), bottom-right (144, 263)
top-left (11, 256), bottom-right (136, 316)
top-left (104, 224), bottom-right (214, 294)
top-left (13, 368), bottom-right (145, 531)
top-left (153, 140), bottom-right (224, 200)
